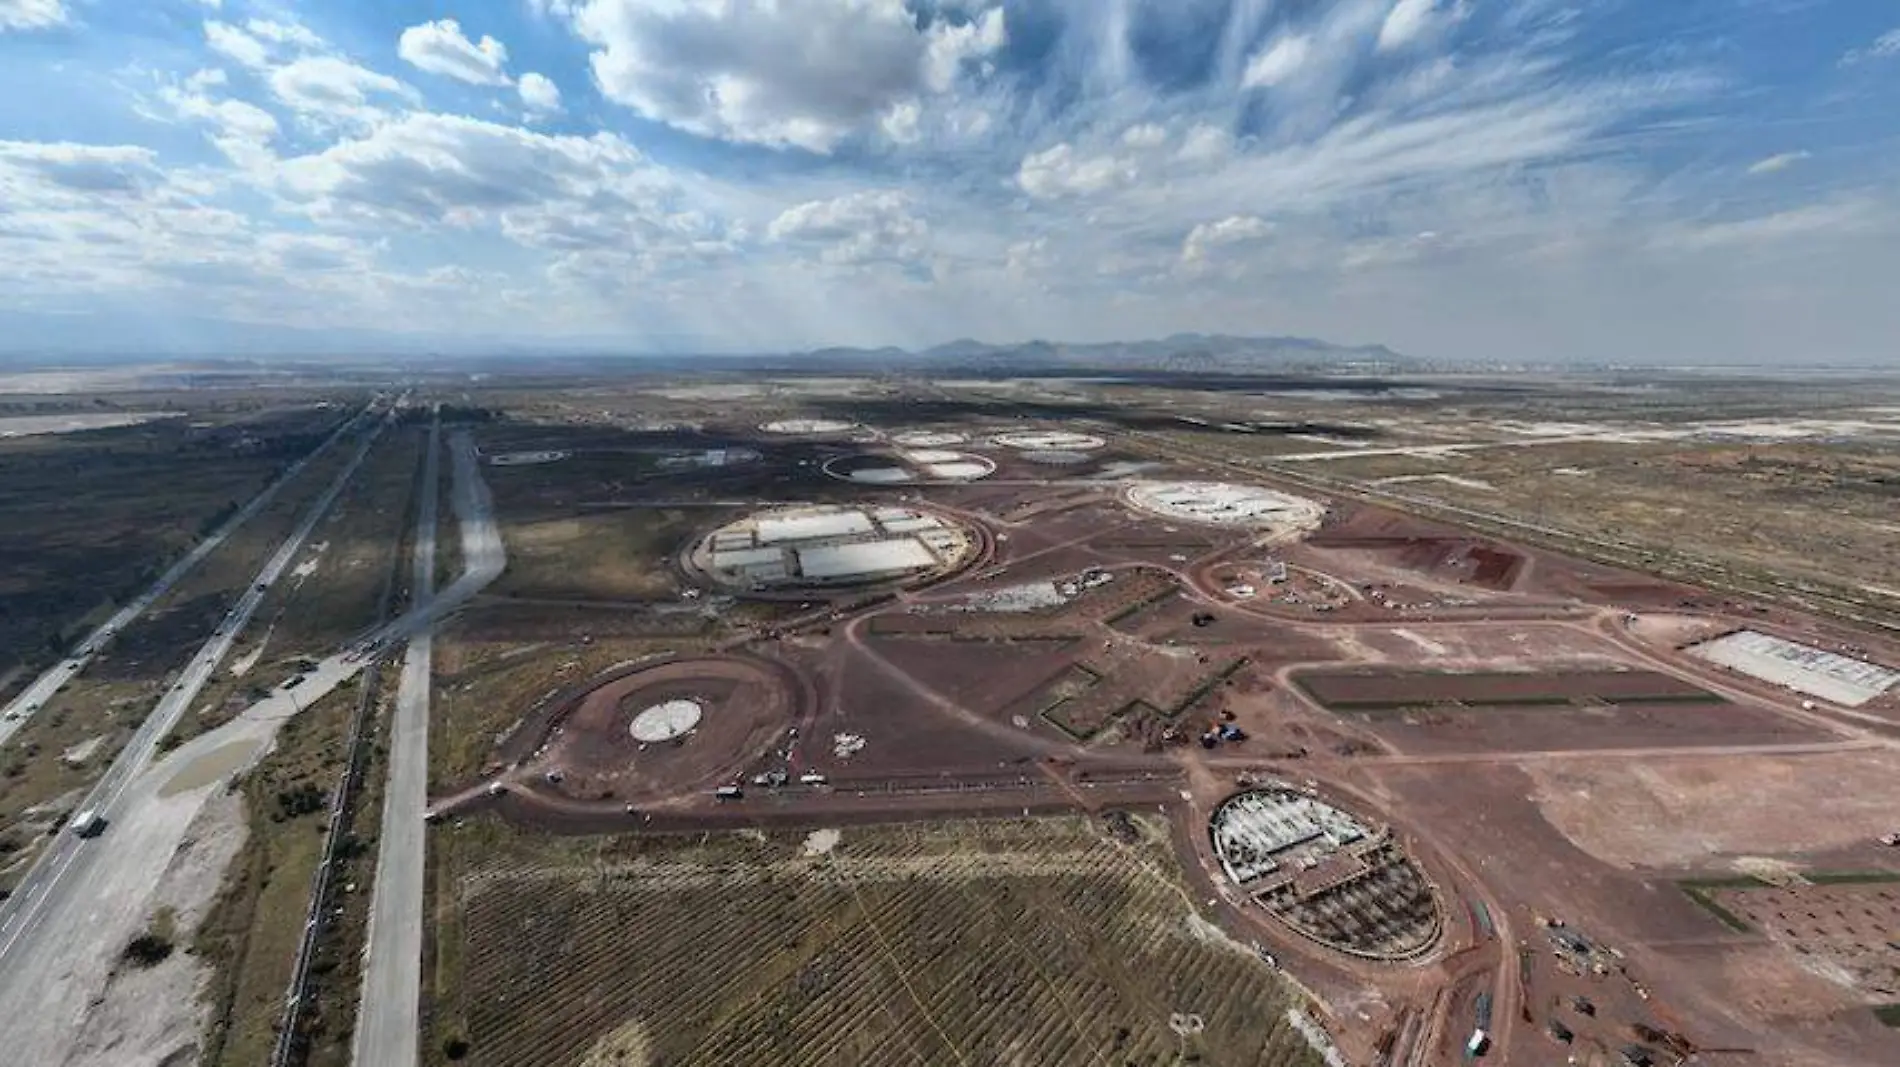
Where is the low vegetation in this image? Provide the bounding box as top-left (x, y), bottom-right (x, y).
top-left (427, 815), bottom-right (1320, 1067)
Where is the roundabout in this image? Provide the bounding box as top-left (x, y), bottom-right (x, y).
top-left (521, 656), bottom-right (801, 801)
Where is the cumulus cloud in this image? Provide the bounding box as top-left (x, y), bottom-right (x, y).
top-left (1178, 124), bottom-right (1232, 163)
top-left (768, 190), bottom-right (927, 266)
top-left (0, 141), bottom-right (159, 196)
top-left (398, 19), bottom-right (512, 86)
top-left (0, 0), bottom-right (66, 31)
top-left (519, 72), bottom-right (562, 115)
top-left (1242, 35), bottom-right (1310, 89)
top-left (203, 18), bottom-right (322, 69)
top-left (568, 0), bottom-right (1006, 152)
top-left (1017, 143), bottom-right (1135, 198)
top-left (155, 71), bottom-right (280, 171)
top-left (1182, 215), bottom-right (1273, 264)
top-left (1121, 124), bottom-right (1168, 150)
top-left (1746, 150), bottom-right (1809, 176)
top-left (274, 111), bottom-right (683, 260)
top-left (269, 56), bottom-right (416, 128)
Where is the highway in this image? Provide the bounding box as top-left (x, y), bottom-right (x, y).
top-left (0, 408), bottom-right (388, 1064)
top-left (353, 428), bottom-right (504, 1067)
top-left (0, 403), bottom-right (375, 747)
top-left (0, 414), bottom-right (506, 1065)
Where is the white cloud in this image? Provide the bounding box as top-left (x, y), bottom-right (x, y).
top-left (276, 111), bottom-right (661, 239)
top-left (1669, 200), bottom-right (1880, 251)
top-left (568, 0), bottom-right (1006, 152)
top-left (204, 21), bottom-right (270, 68)
top-left (922, 6), bottom-right (1006, 93)
top-left (1182, 215), bottom-right (1273, 264)
top-left (155, 72), bottom-right (279, 171)
top-left (204, 18), bottom-right (322, 69)
top-left (519, 72), bottom-right (562, 115)
top-left (1017, 143), bottom-right (1135, 198)
top-left (768, 190), bottom-right (927, 266)
top-left (0, 141), bottom-right (159, 197)
top-left (398, 19), bottom-right (512, 87)
top-left (0, 0), bottom-right (65, 31)
top-left (1242, 35), bottom-right (1311, 89)
top-left (1178, 124), bottom-right (1233, 163)
top-left (1840, 26), bottom-right (1900, 66)
top-left (247, 19), bottom-right (321, 49)
top-left (269, 56), bottom-right (416, 128)
top-left (1746, 150), bottom-right (1809, 176)
top-left (1377, 0), bottom-right (1461, 54)
top-left (1121, 123), bottom-right (1168, 150)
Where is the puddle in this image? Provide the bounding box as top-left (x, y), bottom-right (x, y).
top-left (158, 738), bottom-right (264, 797)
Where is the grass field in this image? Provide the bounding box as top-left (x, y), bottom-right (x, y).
top-left (429, 628), bottom-right (693, 790)
top-left (488, 509), bottom-right (699, 603)
top-left (0, 402), bottom-right (355, 691)
top-left (426, 815), bottom-right (1320, 1067)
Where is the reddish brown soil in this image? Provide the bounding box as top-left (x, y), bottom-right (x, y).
top-left (524, 655), bottom-right (802, 800)
top-left (1296, 668), bottom-right (1718, 708)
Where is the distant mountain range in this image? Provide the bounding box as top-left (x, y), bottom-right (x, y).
top-left (798, 334), bottom-right (1415, 373)
top-left (0, 309), bottom-right (1411, 375)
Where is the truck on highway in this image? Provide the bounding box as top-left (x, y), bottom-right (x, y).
top-left (69, 809), bottom-right (107, 838)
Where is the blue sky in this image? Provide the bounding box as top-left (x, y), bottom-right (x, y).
top-left (0, 0), bottom-right (1897, 362)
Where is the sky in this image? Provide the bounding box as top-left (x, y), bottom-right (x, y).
top-left (0, 0), bottom-right (1898, 363)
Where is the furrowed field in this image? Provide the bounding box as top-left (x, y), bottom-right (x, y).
top-left (429, 817), bottom-right (1320, 1067)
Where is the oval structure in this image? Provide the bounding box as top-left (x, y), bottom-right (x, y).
top-left (689, 504), bottom-right (978, 594)
top-left (1210, 786), bottom-right (1441, 960)
top-left (629, 699), bottom-right (703, 742)
top-left (1124, 481), bottom-right (1323, 538)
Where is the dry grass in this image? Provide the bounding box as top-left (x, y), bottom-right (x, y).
top-left (194, 682), bottom-right (360, 1067)
top-left (1304, 440), bottom-right (1900, 601)
top-left (429, 628), bottom-right (692, 790)
top-left (181, 428), bottom-right (421, 739)
top-left (489, 510), bottom-right (697, 603)
top-left (426, 816), bottom-right (1320, 1067)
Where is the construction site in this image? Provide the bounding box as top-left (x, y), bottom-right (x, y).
top-left (390, 391), bottom-right (1900, 1067)
top-left (10, 374), bottom-right (1900, 1067)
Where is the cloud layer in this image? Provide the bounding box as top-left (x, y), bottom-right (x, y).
top-left (0, 0), bottom-right (1895, 362)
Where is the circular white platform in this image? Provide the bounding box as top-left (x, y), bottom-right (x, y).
top-left (630, 699), bottom-right (703, 742)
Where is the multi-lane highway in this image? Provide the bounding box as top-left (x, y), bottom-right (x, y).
top-left (0, 408), bottom-right (387, 1063)
top-left (0, 414), bottom-right (505, 1066)
top-left (0, 403), bottom-right (375, 747)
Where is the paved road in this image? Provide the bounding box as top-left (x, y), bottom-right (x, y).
top-left (353, 418), bottom-right (440, 1067)
top-left (0, 410), bottom-right (390, 1062)
top-left (0, 403), bottom-right (375, 747)
top-left (354, 428), bottom-right (506, 1067)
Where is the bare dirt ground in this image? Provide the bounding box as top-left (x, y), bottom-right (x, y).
top-left (1526, 748), bottom-right (1900, 869)
top-left (61, 788), bottom-right (247, 1067)
top-left (406, 399), bottom-right (1900, 1067)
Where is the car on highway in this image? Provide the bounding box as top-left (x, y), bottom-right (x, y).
top-left (69, 810), bottom-right (107, 838)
